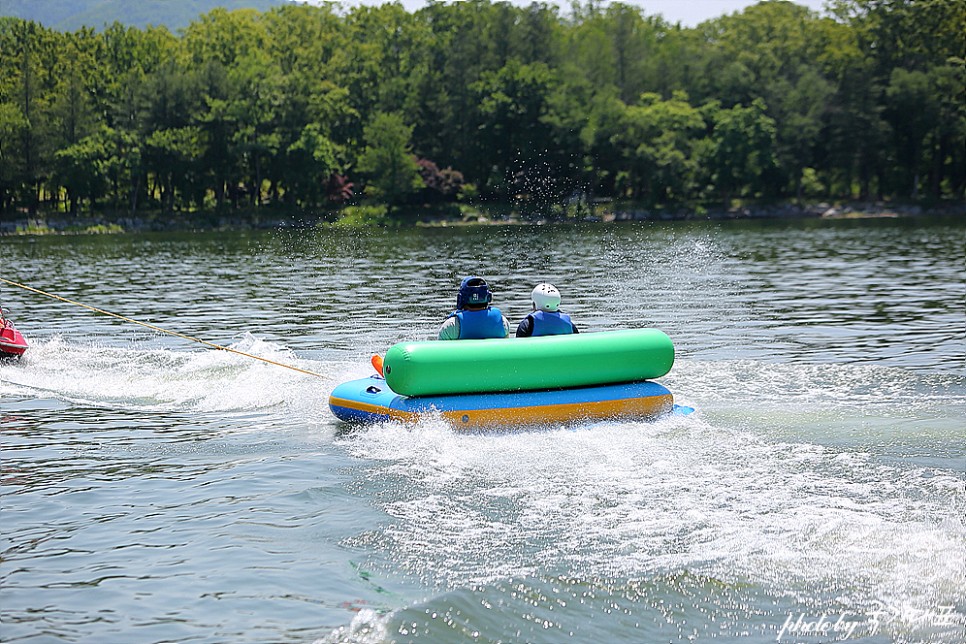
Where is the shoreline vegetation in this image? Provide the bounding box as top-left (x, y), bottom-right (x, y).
top-left (2, 199), bottom-right (962, 235)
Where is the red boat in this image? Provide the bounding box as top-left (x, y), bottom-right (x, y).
top-left (0, 312), bottom-right (28, 359)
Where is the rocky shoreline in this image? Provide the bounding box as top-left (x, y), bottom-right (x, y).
top-left (1, 200), bottom-right (962, 234)
top-left (601, 201), bottom-right (962, 222)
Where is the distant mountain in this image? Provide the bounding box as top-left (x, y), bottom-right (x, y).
top-left (0, 0), bottom-right (292, 32)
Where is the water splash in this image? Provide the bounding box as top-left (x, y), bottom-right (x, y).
top-left (0, 334), bottom-right (337, 417)
top-left (334, 377), bottom-right (965, 641)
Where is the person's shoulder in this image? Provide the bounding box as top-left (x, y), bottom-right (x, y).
top-left (515, 313), bottom-right (533, 337)
top-left (438, 315), bottom-right (460, 340)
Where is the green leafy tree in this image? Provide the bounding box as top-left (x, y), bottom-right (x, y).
top-left (1, 19), bottom-right (62, 214)
top-left (100, 25), bottom-right (180, 212)
top-left (182, 7), bottom-right (267, 69)
top-left (926, 63), bottom-right (966, 199)
top-left (828, 0), bottom-right (965, 198)
top-left (227, 50), bottom-right (283, 207)
top-left (52, 132), bottom-right (107, 214)
top-left (581, 91), bottom-right (629, 198)
top-left (702, 3), bottom-right (837, 198)
top-left (0, 102), bottom-right (29, 211)
top-left (356, 111), bottom-right (423, 211)
top-left (93, 125), bottom-right (142, 214)
top-left (194, 61), bottom-right (236, 210)
top-left (783, 68), bottom-right (834, 202)
top-left (885, 68), bottom-right (937, 198)
top-left (619, 91), bottom-right (706, 204)
top-left (512, 2), bottom-right (561, 67)
top-left (708, 98), bottom-right (779, 203)
top-left (411, 2), bottom-right (491, 181)
top-left (605, 3), bottom-right (660, 104)
top-left (473, 60), bottom-right (557, 198)
top-left (285, 123), bottom-right (338, 210)
top-left (146, 127), bottom-right (205, 212)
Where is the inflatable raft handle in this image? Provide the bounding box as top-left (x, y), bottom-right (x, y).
top-left (371, 354), bottom-right (384, 376)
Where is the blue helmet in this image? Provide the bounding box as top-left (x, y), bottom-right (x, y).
top-left (456, 276), bottom-right (492, 309)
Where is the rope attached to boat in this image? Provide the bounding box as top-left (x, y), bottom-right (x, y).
top-left (0, 277), bottom-right (325, 378)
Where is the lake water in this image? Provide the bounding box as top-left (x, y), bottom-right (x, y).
top-left (1, 216), bottom-right (964, 643)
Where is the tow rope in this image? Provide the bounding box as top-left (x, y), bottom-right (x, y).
top-left (0, 277), bottom-right (324, 378)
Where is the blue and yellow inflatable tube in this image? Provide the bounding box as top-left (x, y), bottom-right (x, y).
top-left (329, 376), bottom-right (673, 427)
top-left (328, 329), bottom-right (677, 428)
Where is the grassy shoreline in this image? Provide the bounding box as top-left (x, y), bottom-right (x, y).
top-left (1, 199), bottom-right (962, 235)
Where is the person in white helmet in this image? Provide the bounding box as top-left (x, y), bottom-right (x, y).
top-left (515, 283), bottom-right (579, 338)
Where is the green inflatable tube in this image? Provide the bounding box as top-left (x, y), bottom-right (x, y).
top-left (383, 328), bottom-right (674, 397)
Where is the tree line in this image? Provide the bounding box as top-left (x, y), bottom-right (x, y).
top-left (1, 0), bottom-right (963, 220)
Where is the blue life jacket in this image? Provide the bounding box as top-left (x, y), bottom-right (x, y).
top-left (531, 310), bottom-right (574, 337)
top-left (453, 308), bottom-right (506, 339)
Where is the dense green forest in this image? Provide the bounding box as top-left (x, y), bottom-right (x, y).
top-left (0, 0), bottom-right (963, 222)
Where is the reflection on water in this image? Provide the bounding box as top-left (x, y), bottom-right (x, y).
top-left (725, 221), bottom-right (965, 371)
top-left (1, 215), bottom-right (964, 643)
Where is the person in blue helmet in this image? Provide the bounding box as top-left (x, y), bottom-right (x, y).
top-left (438, 276), bottom-right (510, 340)
top-left (515, 283), bottom-right (579, 337)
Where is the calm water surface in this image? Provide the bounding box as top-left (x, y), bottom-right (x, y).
top-left (1, 216), bottom-right (964, 643)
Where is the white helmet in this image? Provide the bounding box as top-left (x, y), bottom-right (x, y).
top-left (531, 283), bottom-right (561, 312)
